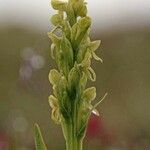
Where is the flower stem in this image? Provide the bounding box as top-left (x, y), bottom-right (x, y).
top-left (62, 103), bottom-right (83, 150)
top-left (65, 123), bottom-right (83, 150)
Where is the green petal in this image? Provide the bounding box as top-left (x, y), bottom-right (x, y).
top-left (79, 72), bottom-right (87, 92)
top-left (50, 43), bottom-right (56, 59)
top-left (92, 52), bottom-right (103, 62)
top-left (66, 1), bottom-right (76, 26)
top-left (49, 95), bottom-right (58, 108)
top-left (88, 67), bottom-right (96, 81)
top-left (57, 76), bottom-right (68, 98)
top-left (88, 105), bottom-right (100, 116)
top-left (81, 51), bottom-right (92, 68)
top-left (89, 40), bottom-right (101, 52)
top-left (51, 108), bottom-right (61, 124)
top-left (62, 20), bottom-right (71, 40)
top-left (47, 32), bottom-right (61, 45)
top-left (68, 64), bottom-right (80, 91)
top-left (60, 34), bottom-right (74, 68)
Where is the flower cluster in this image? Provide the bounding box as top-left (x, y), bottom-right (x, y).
top-left (48, 0), bottom-right (106, 147)
top-left (33, 1), bottom-right (107, 150)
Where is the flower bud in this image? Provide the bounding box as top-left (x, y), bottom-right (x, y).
top-left (49, 95), bottom-right (61, 124)
top-left (73, 1), bottom-right (87, 17)
top-left (51, 14), bottom-right (63, 26)
top-left (49, 69), bottom-right (61, 85)
top-left (51, 0), bottom-right (68, 11)
top-left (82, 87), bottom-right (96, 102)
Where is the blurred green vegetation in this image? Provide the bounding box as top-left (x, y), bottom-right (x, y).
top-left (0, 26), bottom-right (150, 149)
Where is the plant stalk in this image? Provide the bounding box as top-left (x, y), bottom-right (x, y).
top-left (65, 123), bottom-right (83, 150)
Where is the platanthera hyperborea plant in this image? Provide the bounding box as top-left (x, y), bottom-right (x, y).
top-left (34, 0), bottom-right (107, 150)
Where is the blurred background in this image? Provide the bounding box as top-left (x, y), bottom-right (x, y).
top-left (0, 0), bottom-right (150, 149)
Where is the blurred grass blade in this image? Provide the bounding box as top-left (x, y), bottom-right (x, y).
top-left (34, 123), bottom-right (47, 150)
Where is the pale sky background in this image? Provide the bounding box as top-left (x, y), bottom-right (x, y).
top-left (0, 0), bottom-right (150, 31)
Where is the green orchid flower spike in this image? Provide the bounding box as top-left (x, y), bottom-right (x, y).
top-left (34, 0), bottom-right (107, 150)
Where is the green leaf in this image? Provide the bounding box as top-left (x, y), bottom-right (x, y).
top-left (34, 124), bottom-right (47, 150)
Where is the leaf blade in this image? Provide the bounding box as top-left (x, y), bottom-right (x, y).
top-left (34, 124), bottom-right (47, 150)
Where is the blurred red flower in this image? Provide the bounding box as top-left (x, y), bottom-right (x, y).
top-left (0, 132), bottom-right (9, 150)
top-left (86, 114), bottom-right (114, 144)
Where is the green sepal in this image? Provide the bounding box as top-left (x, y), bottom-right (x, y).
top-left (57, 76), bottom-right (68, 97)
top-left (86, 67), bottom-right (96, 82)
top-left (79, 72), bottom-right (87, 92)
top-left (66, 1), bottom-right (76, 26)
top-left (61, 34), bottom-right (74, 68)
top-left (77, 44), bottom-right (88, 63)
top-left (71, 16), bottom-right (91, 49)
top-left (58, 34), bottom-right (74, 76)
top-left (57, 76), bottom-right (70, 119)
top-left (68, 64), bottom-right (81, 99)
top-left (50, 43), bottom-right (56, 59)
top-left (48, 32), bottom-right (61, 45)
top-left (62, 20), bottom-right (71, 40)
top-left (34, 124), bottom-right (47, 150)
top-left (73, 1), bottom-right (87, 17)
top-left (81, 51), bottom-right (92, 68)
top-left (89, 40), bottom-right (101, 52)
